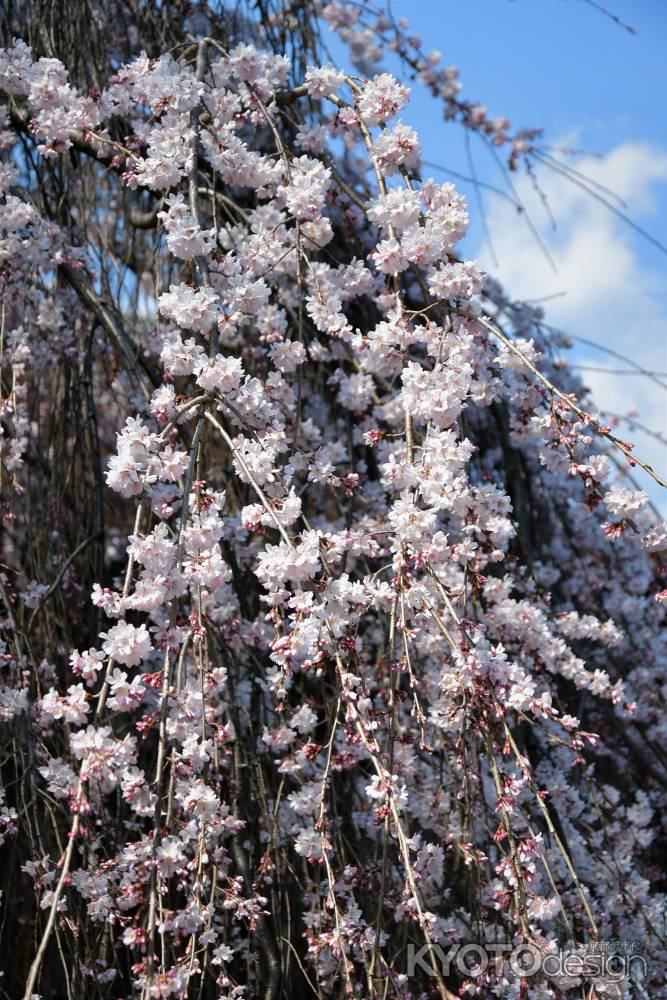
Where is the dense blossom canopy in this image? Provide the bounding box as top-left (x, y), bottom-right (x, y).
top-left (0, 2), bottom-right (665, 998)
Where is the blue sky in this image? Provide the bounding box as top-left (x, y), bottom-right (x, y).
top-left (388, 0), bottom-right (667, 161)
top-left (381, 0), bottom-right (667, 254)
top-left (326, 0), bottom-right (667, 508)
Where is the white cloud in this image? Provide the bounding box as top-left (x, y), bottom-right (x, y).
top-left (476, 141), bottom-right (667, 510)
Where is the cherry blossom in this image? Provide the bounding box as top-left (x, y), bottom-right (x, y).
top-left (1, 6), bottom-right (666, 1000)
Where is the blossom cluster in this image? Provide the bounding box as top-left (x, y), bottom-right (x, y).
top-left (0, 4), bottom-right (666, 999)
